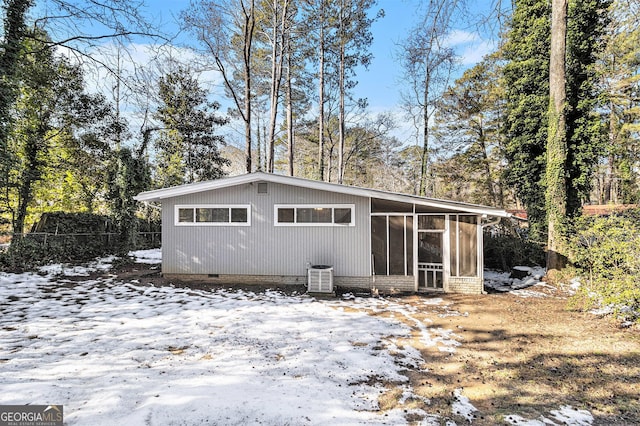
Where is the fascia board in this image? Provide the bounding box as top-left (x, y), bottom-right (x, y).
top-left (134, 172), bottom-right (511, 218)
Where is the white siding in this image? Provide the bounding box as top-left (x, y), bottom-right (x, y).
top-left (161, 181), bottom-right (371, 277)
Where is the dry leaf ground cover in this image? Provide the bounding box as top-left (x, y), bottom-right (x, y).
top-left (383, 289), bottom-right (640, 425)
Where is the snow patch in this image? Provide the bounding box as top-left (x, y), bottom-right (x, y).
top-left (550, 406), bottom-right (594, 425)
top-left (128, 248), bottom-right (162, 264)
top-left (451, 388), bottom-right (477, 422)
top-left (505, 405), bottom-right (594, 426)
top-left (38, 256), bottom-right (116, 277)
top-left (484, 267), bottom-right (548, 296)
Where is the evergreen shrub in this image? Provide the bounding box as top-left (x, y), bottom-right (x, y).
top-left (568, 209), bottom-right (640, 324)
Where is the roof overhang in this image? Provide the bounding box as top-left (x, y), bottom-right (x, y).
top-left (134, 172), bottom-right (511, 218)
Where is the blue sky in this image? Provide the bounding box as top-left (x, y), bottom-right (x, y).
top-left (353, 0), bottom-right (498, 111)
top-left (39, 0), bottom-right (500, 146)
top-left (143, 0), bottom-right (499, 114)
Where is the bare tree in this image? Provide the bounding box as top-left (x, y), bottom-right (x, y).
top-left (334, 0), bottom-right (380, 184)
top-left (285, 35), bottom-right (295, 176)
top-left (182, 0), bottom-right (257, 173)
top-left (397, 0), bottom-right (462, 196)
top-left (300, 0), bottom-right (333, 181)
top-left (262, 0), bottom-right (293, 173)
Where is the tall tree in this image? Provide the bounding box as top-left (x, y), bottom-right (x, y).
top-left (433, 53), bottom-right (506, 206)
top-left (502, 0), bottom-right (550, 241)
top-left (596, 0), bottom-right (638, 204)
top-left (154, 66), bottom-right (229, 186)
top-left (503, 0), bottom-right (609, 242)
top-left (564, 0), bottom-right (610, 214)
top-left (262, 0), bottom-right (293, 173)
top-left (334, 0), bottom-right (381, 184)
top-left (398, 0), bottom-right (460, 196)
top-left (4, 30), bottom-right (113, 234)
top-left (1, 0), bottom-right (34, 200)
top-left (182, 0), bottom-right (257, 173)
top-left (546, 0), bottom-right (569, 273)
top-left (301, 0), bottom-right (337, 181)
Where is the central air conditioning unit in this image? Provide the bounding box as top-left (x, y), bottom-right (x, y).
top-left (307, 265), bottom-right (334, 293)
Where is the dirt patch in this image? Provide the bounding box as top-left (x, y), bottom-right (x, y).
top-left (400, 291), bottom-right (640, 425)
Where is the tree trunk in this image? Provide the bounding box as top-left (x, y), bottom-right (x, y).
top-left (317, 1), bottom-right (326, 181)
top-left (479, 128), bottom-right (498, 206)
top-left (14, 126), bottom-right (43, 236)
top-left (337, 0), bottom-right (346, 184)
top-left (256, 113), bottom-right (263, 171)
top-left (286, 44), bottom-right (294, 176)
top-left (266, 0), bottom-right (289, 173)
top-left (243, 0), bottom-right (256, 173)
top-left (419, 67), bottom-right (431, 197)
top-left (546, 0), bottom-right (569, 276)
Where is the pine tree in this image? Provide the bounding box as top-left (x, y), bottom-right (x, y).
top-left (154, 66), bottom-right (229, 186)
top-left (565, 0), bottom-right (610, 215)
top-left (433, 54), bottom-right (506, 207)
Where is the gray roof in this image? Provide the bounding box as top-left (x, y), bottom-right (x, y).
top-left (135, 172), bottom-right (511, 218)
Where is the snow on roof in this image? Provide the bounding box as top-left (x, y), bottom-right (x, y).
top-left (134, 172), bottom-right (511, 218)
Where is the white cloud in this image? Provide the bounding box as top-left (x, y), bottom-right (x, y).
top-left (444, 29), bottom-right (481, 47)
top-left (458, 39), bottom-right (497, 65)
top-left (443, 30), bottom-right (497, 66)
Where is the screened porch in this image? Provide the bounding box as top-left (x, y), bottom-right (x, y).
top-left (370, 198), bottom-right (483, 293)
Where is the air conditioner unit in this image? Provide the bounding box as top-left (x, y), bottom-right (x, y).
top-left (307, 265), bottom-right (333, 293)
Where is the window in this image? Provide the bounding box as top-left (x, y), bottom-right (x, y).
top-left (175, 205), bottom-right (251, 226)
top-left (274, 205), bottom-right (355, 226)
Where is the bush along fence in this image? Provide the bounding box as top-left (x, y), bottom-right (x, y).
top-left (0, 231), bottom-right (161, 271)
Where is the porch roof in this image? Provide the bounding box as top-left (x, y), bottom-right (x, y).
top-left (135, 172), bottom-right (511, 218)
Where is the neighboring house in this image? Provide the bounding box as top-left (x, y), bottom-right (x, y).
top-left (134, 172), bottom-right (510, 294)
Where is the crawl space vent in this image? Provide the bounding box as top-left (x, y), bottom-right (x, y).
top-left (257, 182), bottom-right (268, 194)
top-left (307, 265), bottom-right (333, 293)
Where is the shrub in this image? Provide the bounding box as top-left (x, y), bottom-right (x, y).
top-left (568, 209), bottom-right (640, 324)
top-left (484, 221), bottom-right (545, 271)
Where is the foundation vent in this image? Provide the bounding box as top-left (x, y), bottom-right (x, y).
top-left (307, 265), bottom-right (333, 293)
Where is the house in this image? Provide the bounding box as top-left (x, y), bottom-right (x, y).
top-left (134, 172), bottom-right (510, 294)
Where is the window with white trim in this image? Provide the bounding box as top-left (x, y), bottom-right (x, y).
top-left (175, 205), bottom-right (251, 226)
top-left (274, 204), bottom-right (355, 226)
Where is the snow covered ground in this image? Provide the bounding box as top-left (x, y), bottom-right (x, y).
top-left (0, 251), bottom-right (592, 425)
